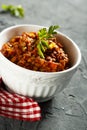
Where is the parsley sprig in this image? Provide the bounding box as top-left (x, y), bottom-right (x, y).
top-left (1, 4), bottom-right (24, 18)
top-left (37, 25), bottom-right (60, 58)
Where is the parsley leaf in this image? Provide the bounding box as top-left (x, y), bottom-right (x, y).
top-left (48, 25), bottom-right (60, 35)
top-left (38, 28), bottom-right (47, 40)
top-left (1, 4), bottom-right (24, 18)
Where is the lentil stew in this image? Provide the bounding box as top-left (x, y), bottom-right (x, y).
top-left (0, 26), bottom-right (69, 72)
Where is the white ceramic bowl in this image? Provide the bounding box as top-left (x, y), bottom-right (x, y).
top-left (0, 24), bottom-right (81, 102)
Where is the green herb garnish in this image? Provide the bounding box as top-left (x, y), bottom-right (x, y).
top-left (48, 25), bottom-right (60, 35)
top-left (37, 42), bottom-right (45, 59)
top-left (1, 4), bottom-right (24, 18)
top-left (37, 25), bottom-right (60, 58)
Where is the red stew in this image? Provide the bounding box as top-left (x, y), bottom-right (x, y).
top-left (1, 31), bottom-right (69, 72)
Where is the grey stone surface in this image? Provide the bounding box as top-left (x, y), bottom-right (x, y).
top-left (0, 0), bottom-right (87, 129)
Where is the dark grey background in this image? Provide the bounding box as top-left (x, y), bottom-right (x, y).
top-left (0, 0), bottom-right (87, 130)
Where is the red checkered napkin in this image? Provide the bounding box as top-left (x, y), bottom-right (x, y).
top-left (0, 78), bottom-right (41, 121)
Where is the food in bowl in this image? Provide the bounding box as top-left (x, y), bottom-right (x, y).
top-left (0, 24), bottom-right (81, 102)
top-left (1, 25), bottom-right (69, 72)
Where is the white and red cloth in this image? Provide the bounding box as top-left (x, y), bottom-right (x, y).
top-left (0, 78), bottom-right (41, 121)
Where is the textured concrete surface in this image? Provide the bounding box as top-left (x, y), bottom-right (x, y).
top-left (0, 0), bottom-right (87, 130)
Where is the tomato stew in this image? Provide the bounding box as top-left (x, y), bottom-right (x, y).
top-left (1, 32), bottom-right (69, 72)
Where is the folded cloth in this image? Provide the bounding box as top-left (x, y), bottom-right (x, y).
top-left (0, 78), bottom-right (41, 121)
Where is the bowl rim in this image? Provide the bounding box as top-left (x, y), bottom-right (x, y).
top-left (0, 24), bottom-right (81, 75)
